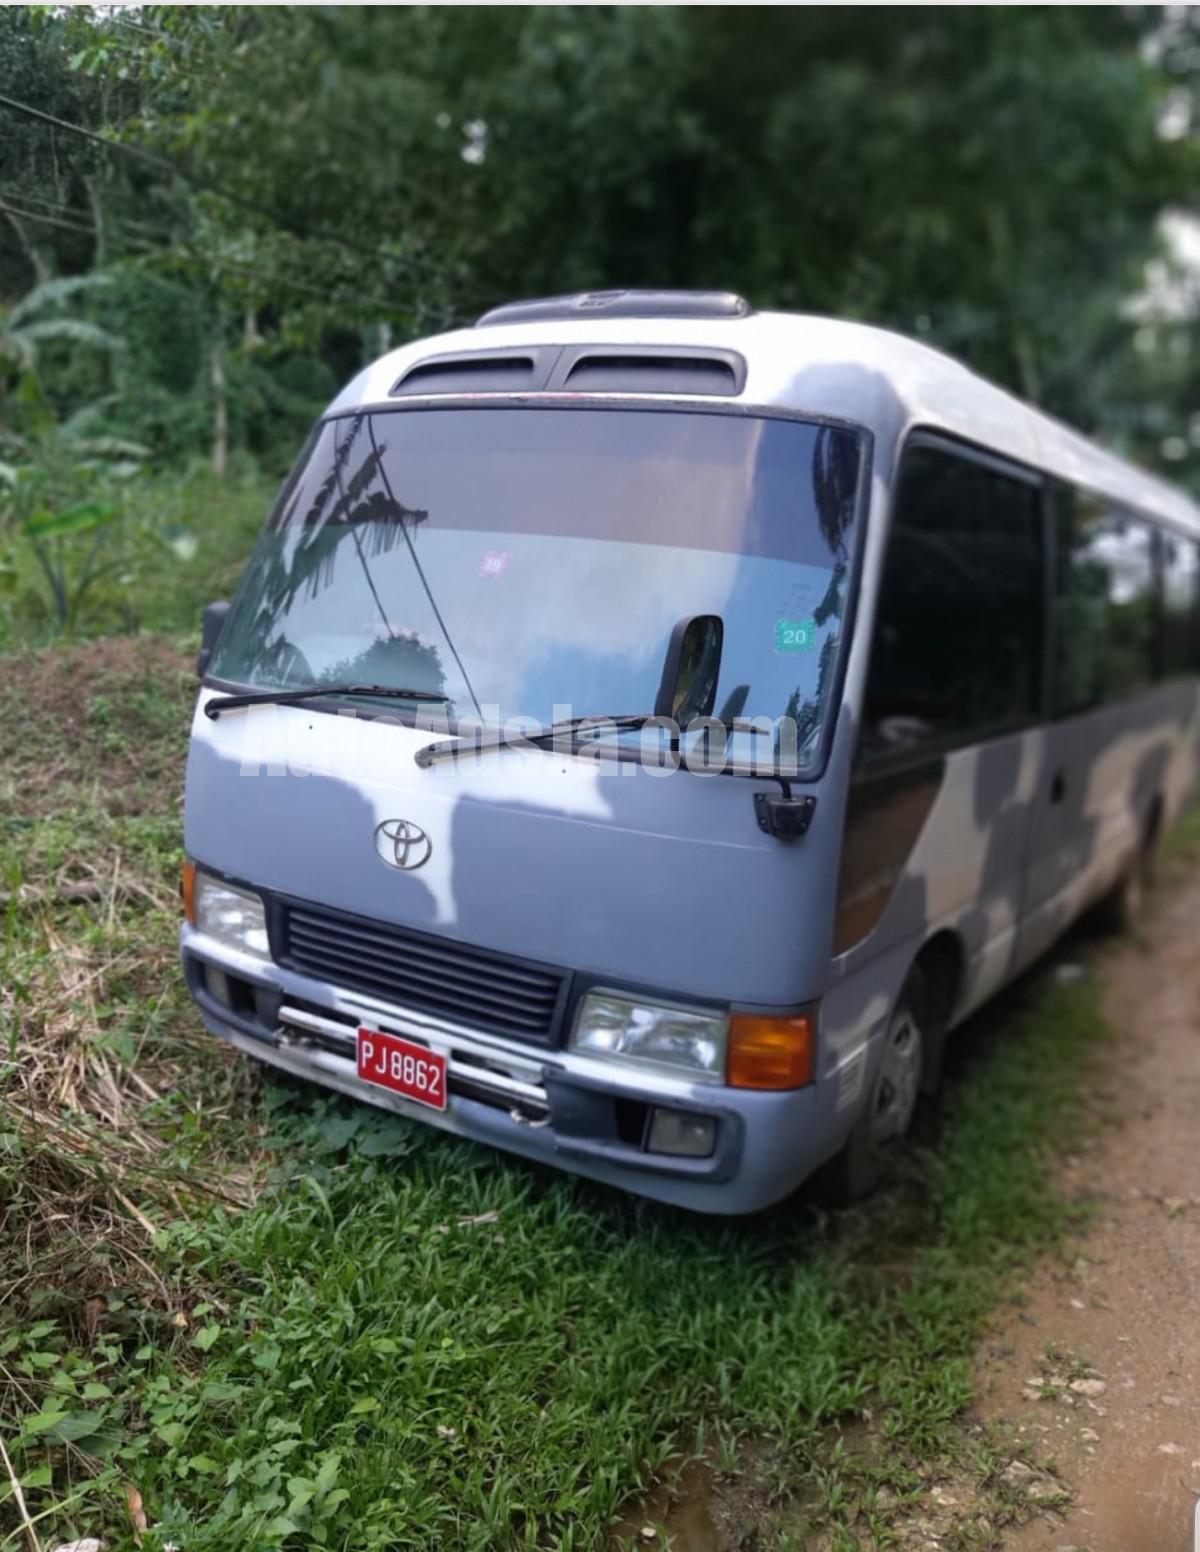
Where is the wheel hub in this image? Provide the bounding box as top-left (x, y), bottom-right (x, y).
top-left (871, 1009), bottom-right (921, 1144)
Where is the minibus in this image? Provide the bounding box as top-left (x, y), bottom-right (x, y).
top-left (181, 289), bottom-right (1200, 1212)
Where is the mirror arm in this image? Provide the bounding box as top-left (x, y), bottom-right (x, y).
top-left (753, 787), bottom-right (816, 842)
top-left (654, 617), bottom-right (691, 719)
top-left (197, 599), bottom-right (231, 679)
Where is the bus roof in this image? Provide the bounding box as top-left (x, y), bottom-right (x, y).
top-left (330, 308), bottom-right (1200, 538)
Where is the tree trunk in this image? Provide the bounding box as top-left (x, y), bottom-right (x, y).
top-left (86, 177), bottom-right (106, 269)
top-left (3, 209), bottom-right (49, 287)
top-left (210, 335), bottom-right (228, 480)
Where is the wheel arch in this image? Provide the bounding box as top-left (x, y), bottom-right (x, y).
top-left (910, 928), bottom-right (966, 1094)
top-left (913, 928), bottom-right (966, 1029)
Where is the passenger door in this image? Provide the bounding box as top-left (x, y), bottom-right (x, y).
top-left (1018, 487), bottom-right (1159, 964)
top-left (837, 437), bottom-right (1047, 1008)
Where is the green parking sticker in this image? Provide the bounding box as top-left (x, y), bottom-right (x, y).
top-left (775, 618), bottom-right (816, 653)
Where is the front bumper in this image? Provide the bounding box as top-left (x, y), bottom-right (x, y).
top-left (181, 924), bottom-right (841, 1213)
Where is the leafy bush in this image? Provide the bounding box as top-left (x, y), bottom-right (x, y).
top-left (0, 428), bottom-right (276, 648)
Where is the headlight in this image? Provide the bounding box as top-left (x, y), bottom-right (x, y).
top-left (569, 990), bottom-right (727, 1081)
top-left (193, 872), bottom-right (270, 959)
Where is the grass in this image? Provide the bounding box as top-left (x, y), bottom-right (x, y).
top-left (0, 636), bottom-right (1124, 1551)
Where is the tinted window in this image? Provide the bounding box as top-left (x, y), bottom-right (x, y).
top-left (862, 444), bottom-right (1045, 758)
top-left (1162, 529), bottom-right (1200, 677)
top-left (1053, 490), bottom-right (1157, 715)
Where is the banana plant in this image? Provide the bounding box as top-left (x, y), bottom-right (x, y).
top-left (0, 274), bottom-right (120, 430)
top-left (0, 274), bottom-right (118, 375)
top-left (20, 492), bottom-right (120, 631)
top-left (0, 408), bottom-right (148, 633)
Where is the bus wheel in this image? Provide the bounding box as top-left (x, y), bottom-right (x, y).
top-left (1095, 821), bottom-right (1158, 935)
top-left (822, 969), bottom-right (926, 1205)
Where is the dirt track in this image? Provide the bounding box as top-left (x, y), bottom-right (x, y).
top-left (977, 868), bottom-right (1200, 1551)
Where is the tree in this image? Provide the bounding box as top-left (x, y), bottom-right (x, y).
top-left (3, 6), bottom-right (1196, 473)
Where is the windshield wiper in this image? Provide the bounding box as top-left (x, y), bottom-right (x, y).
top-left (414, 714), bottom-right (655, 768)
top-left (416, 710), bottom-right (820, 843)
top-left (204, 684), bottom-right (451, 720)
top-left (413, 713), bottom-right (793, 768)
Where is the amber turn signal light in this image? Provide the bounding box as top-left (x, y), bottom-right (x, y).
top-left (182, 858), bottom-right (197, 925)
top-left (726, 1013), bottom-right (814, 1090)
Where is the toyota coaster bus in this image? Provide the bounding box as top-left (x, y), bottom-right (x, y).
top-left (181, 289), bottom-right (1200, 1212)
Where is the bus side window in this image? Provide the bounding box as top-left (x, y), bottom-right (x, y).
top-left (1053, 490), bottom-right (1157, 715)
top-left (860, 443), bottom-right (1044, 761)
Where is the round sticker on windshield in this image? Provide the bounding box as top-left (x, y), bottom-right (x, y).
top-left (479, 549), bottom-right (512, 578)
top-left (775, 618), bottom-right (816, 653)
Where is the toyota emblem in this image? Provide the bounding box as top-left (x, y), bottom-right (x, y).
top-left (373, 818), bottom-right (433, 871)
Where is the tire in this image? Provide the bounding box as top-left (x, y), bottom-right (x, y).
top-left (1093, 820), bottom-right (1158, 935)
top-left (821, 969), bottom-right (927, 1206)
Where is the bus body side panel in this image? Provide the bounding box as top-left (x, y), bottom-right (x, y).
top-left (821, 680), bottom-right (1200, 1130)
top-left (817, 404), bottom-right (1200, 1140)
top-left (1018, 681), bottom-right (1200, 964)
top-left (820, 728), bottom-right (1044, 1121)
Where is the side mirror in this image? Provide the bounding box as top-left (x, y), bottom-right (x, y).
top-left (196, 600), bottom-right (231, 679)
top-left (654, 614), bottom-right (724, 725)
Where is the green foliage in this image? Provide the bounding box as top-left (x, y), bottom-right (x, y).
top-left (3, 6), bottom-right (1200, 479)
top-left (0, 458), bottom-right (275, 647)
top-left (1, 273), bottom-right (120, 396)
top-left (0, 7), bottom-right (108, 287)
top-left (0, 389), bottom-right (141, 633)
top-left (21, 494), bottom-right (121, 627)
top-left (45, 7), bottom-right (1189, 421)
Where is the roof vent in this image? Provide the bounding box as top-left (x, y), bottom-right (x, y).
top-left (476, 289), bottom-right (753, 328)
top-left (561, 350), bottom-right (743, 396)
top-left (390, 349), bottom-right (550, 396)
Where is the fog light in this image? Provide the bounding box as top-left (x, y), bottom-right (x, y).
top-left (646, 1107), bottom-right (717, 1158)
top-left (205, 964), bottom-right (232, 1007)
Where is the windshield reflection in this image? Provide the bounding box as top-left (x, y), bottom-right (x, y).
top-left (211, 407), bottom-right (863, 773)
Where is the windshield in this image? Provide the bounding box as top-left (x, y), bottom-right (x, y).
top-left (210, 406), bottom-right (863, 772)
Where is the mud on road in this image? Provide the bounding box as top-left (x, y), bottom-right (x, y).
top-left (974, 863), bottom-right (1200, 1552)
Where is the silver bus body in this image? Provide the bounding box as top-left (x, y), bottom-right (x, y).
top-left (180, 294), bottom-right (1200, 1212)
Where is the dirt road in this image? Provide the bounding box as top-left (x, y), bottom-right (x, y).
top-left (976, 869), bottom-right (1200, 1552)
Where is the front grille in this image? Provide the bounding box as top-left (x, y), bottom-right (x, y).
top-left (274, 898), bottom-right (569, 1044)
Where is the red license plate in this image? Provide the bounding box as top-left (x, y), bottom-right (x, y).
top-left (357, 1027), bottom-right (447, 1111)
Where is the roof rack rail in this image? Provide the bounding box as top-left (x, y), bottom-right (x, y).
top-left (475, 289), bottom-right (753, 328)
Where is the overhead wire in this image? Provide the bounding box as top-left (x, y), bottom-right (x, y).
top-left (0, 195), bottom-right (98, 239)
top-left (0, 182), bottom-right (414, 315)
top-left (0, 89), bottom-right (442, 289)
